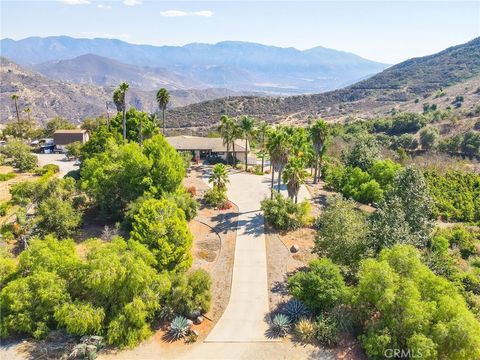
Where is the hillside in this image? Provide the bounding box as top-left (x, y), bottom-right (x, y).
top-left (34, 54), bottom-right (204, 91)
top-left (166, 37), bottom-right (480, 129)
top-left (0, 36), bottom-right (387, 94)
top-left (0, 57), bottom-right (255, 123)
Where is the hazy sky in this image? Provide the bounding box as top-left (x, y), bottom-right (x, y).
top-left (1, 0), bottom-right (479, 63)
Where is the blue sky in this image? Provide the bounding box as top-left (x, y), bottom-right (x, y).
top-left (1, 1), bottom-right (479, 63)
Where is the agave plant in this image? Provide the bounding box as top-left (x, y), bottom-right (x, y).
top-left (169, 316), bottom-right (190, 340)
top-left (283, 299), bottom-right (308, 322)
top-left (294, 317), bottom-right (316, 344)
top-left (271, 313), bottom-right (291, 337)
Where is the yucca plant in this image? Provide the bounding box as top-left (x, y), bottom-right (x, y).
top-left (283, 299), bottom-right (308, 322)
top-left (169, 316), bottom-right (190, 340)
top-left (294, 317), bottom-right (316, 344)
top-left (272, 313), bottom-right (291, 337)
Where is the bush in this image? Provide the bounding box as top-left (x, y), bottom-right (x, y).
top-left (165, 189), bottom-right (198, 221)
top-left (294, 318), bottom-right (316, 344)
top-left (55, 302), bottom-right (105, 335)
top-left (35, 164), bottom-right (60, 176)
top-left (0, 172), bottom-right (16, 182)
top-left (165, 270), bottom-right (211, 316)
top-left (419, 126), bottom-right (439, 150)
top-left (261, 192), bottom-right (311, 231)
top-left (315, 315), bottom-right (340, 347)
top-left (204, 187), bottom-right (228, 208)
top-left (0, 201), bottom-right (10, 216)
top-left (288, 258), bottom-right (348, 314)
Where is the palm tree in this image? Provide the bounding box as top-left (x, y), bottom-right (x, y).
top-left (282, 158), bottom-right (308, 203)
top-left (238, 116), bottom-right (256, 170)
top-left (209, 163), bottom-right (230, 190)
top-left (156, 88), bottom-right (170, 135)
top-left (231, 120), bottom-right (241, 167)
top-left (24, 108), bottom-right (31, 122)
top-left (309, 119), bottom-right (329, 184)
top-left (11, 94), bottom-right (20, 124)
top-left (266, 128), bottom-right (290, 198)
top-left (114, 82), bottom-right (129, 140)
top-left (257, 121), bottom-right (269, 173)
top-left (218, 115), bottom-right (234, 165)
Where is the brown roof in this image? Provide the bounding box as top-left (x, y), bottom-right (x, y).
top-left (54, 129), bottom-right (87, 134)
top-left (166, 136), bottom-right (249, 152)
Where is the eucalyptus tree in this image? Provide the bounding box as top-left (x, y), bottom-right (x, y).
top-left (282, 157), bottom-right (308, 203)
top-left (11, 94), bottom-right (21, 124)
top-left (309, 119), bottom-right (329, 184)
top-left (266, 128), bottom-right (291, 198)
top-left (238, 116), bottom-right (256, 170)
top-left (156, 88), bottom-right (170, 135)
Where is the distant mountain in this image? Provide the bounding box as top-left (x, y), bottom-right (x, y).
top-left (0, 57), bottom-right (257, 124)
top-left (165, 37), bottom-right (480, 128)
top-left (0, 36), bottom-right (388, 94)
top-left (33, 54), bottom-right (204, 91)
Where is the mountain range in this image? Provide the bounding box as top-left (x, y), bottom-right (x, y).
top-left (0, 36), bottom-right (388, 94)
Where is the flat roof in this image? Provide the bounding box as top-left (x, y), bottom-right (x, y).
top-left (166, 135), bottom-right (249, 152)
top-left (53, 129), bottom-right (87, 134)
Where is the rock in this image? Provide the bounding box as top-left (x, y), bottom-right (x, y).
top-left (191, 329), bottom-right (199, 336)
top-left (194, 316), bottom-right (204, 325)
top-left (189, 309), bottom-right (202, 319)
top-left (187, 319), bottom-right (194, 327)
top-left (290, 244), bottom-right (299, 253)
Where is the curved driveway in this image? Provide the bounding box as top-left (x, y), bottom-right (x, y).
top-left (205, 170), bottom-right (310, 342)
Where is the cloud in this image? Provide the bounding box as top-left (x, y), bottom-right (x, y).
top-left (123, 0), bottom-right (142, 6)
top-left (160, 10), bottom-right (188, 17)
top-left (97, 4), bottom-right (112, 9)
top-left (160, 10), bottom-right (214, 18)
top-left (193, 10), bottom-right (213, 17)
top-left (58, 0), bottom-right (90, 4)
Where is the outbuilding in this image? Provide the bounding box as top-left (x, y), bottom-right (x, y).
top-left (53, 129), bottom-right (89, 146)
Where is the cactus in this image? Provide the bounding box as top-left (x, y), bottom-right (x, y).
top-left (271, 313), bottom-right (291, 337)
top-left (283, 299), bottom-right (308, 322)
top-left (169, 316), bottom-right (190, 340)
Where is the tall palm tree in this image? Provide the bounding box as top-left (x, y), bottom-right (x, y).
top-left (156, 88), bottom-right (170, 135)
top-left (11, 94), bottom-right (20, 124)
top-left (266, 128), bottom-right (290, 198)
top-left (238, 116), bottom-right (256, 170)
top-left (209, 163), bottom-right (230, 190)
top-left (257, 121), bottom-right (269, 173)
top-left (113, 82), bottom-right (129, 140)
top-left (309, 119), bottom-right (329, 184)
top-left (282, 158), bottom-right (308, 203)
top-left (218, 115), bottom-right (234, 165)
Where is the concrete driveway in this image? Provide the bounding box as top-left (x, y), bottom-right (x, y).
top-left (203, 170), bottom-right (309, 343)
top-left (35, 153), bottom-right (77, 177)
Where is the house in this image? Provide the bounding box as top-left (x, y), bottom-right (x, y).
top-left (53, 129), bottom-right (89, 146)
top-left (166, 135), bottom-right (256, 165)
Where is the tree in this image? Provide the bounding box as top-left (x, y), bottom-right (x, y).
top-left (344, 136), bottom-right (379, 171)
top-left (461, 131), bottom-right (480, 158)
top-left (114, 82), bottom-right (129, 140)
top-left (218, 115), bottom-right (235, 165)
top-left (130, 198), bottom-right (193, 272)
top-left (65, 141), bottom-right (82, 159)
top-left (80, 126), bottom-right (122, 160)
top-left (11, 94), bottom-right (20, 125)
top-left (43, 117), bottom-right (76, 137)
top-left (109, 108), bottom-right (158, 143)
top-left (288, 258), bottom-right (348, 314)
top-left (266, 128), bottom-right (290, 198)
top-left (208, 163), bottom-right (229, 190)
top-left (282, 157), bottom-right (308, 203)
top-left (36, 196), bottom-right (82, 238)
top-left (314, 195), bottom-right (369, 270)
top-left (309, 119), bottom-right (329, 183)
top-left (0, 271), bottom-right (70, 339)
top-left (257, 121), bottom-right (269, 173)
top-left (156, 88), bottom-right (170, 135)
top-left (238, 116), bottom-right (256, 170)
top-left (1, 139), bottom-right (38, 172)
top-left (419, 126), bottom-right (439, 150)
top-left (261, 192), bottom-right (311, 231)
top-left (354, 245), bottom-right (480, 360)
top-left (54, 302), bottom-right (104, 336)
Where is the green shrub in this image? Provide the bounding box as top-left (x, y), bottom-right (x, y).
top-left (288, 258), bottom-right (348, 314)
top-left (35, 164), bottom-right (60, 176)
top-left (0, 172), bottom-right (16, 182)
top-left (204, 187), bottom-right (228, 208)
top-left (315, 314), bottom-right (340, 347)
top-left (165, 189), bottom-right (198, 221)
top-left (0, 201), bottom-right (10, 216)
top-left (261, 192), bottom-right (311, 231)
top-left (55, 302), bottom-right (105, 335)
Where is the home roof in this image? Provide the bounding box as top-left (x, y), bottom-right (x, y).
top-left (166, 136), bottom-right (249, 152)
top-left (53, 129), bottom-right (87, 134)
